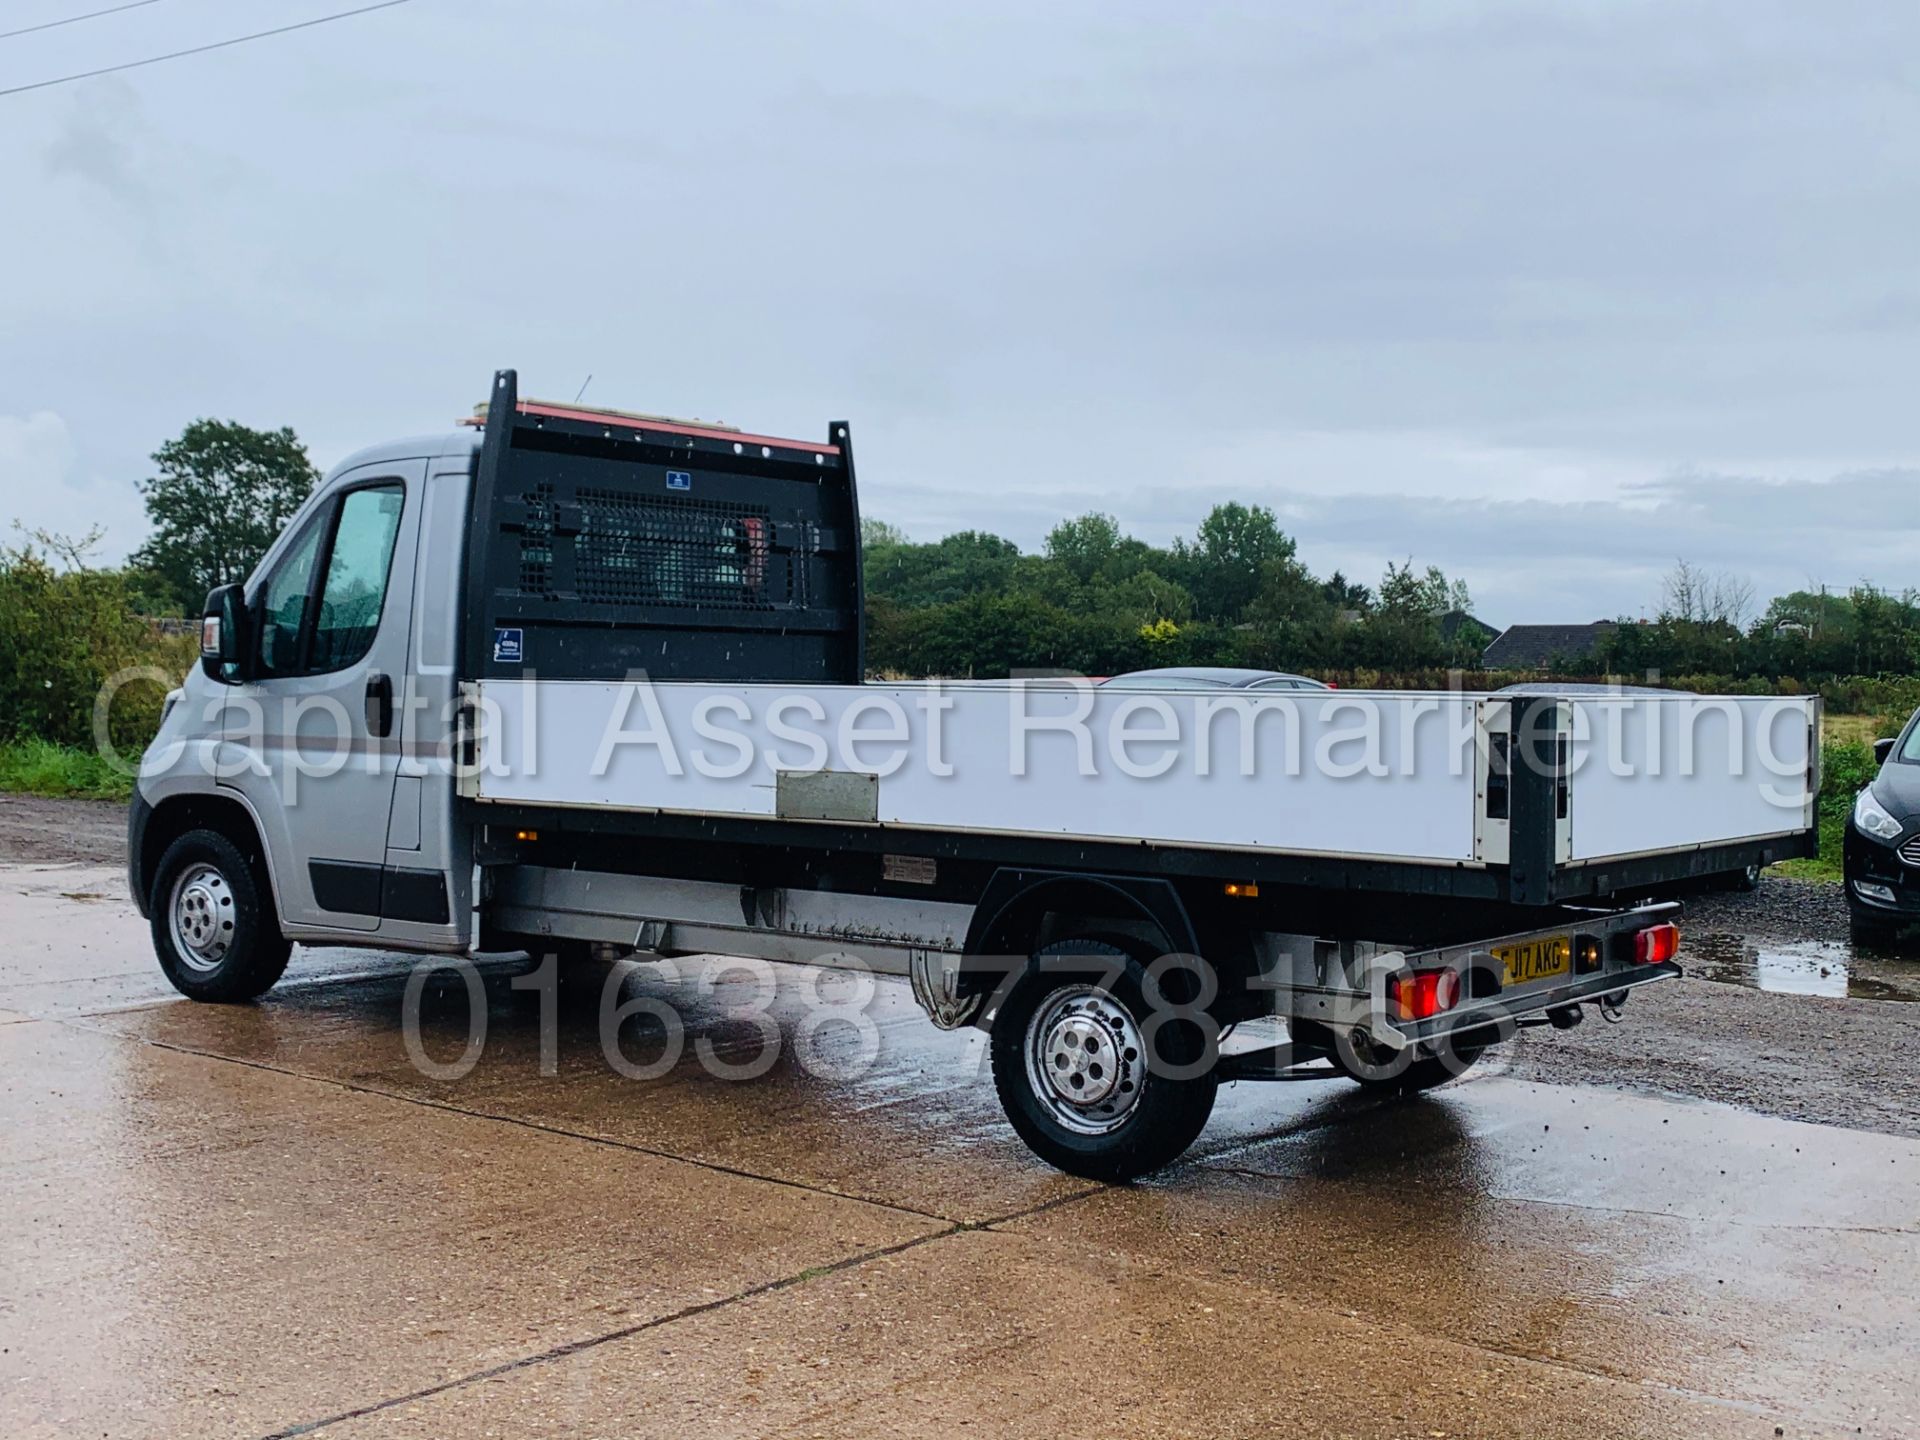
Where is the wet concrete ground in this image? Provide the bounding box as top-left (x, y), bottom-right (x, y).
top-left (1683, 930), bottom-right (1920, 1002)
top-left (4, 861), bottom-right (1918, 1439)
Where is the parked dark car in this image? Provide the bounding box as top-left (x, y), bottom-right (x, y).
top-left (1843, 713), bottom-right (1920, 940)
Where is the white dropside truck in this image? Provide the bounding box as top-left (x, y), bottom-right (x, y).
top-left (130, 372), bottom-right (1820, 1178)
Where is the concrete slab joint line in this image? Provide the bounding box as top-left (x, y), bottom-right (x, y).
top-left (57, 1014), bottom-right (970, 1223)
top-left (254, 1225), bottom-right (966, 1439)
top-left (258, 1189), bottom-right (1104, 1440)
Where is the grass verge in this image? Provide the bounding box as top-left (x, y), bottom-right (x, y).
top-left (0, 738), bottom-right (135, 802)
top-left (1824, 712), bottom-right (1882, 747)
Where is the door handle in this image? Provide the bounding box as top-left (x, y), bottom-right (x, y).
top-left (365, 672), bottom-right (394, 738)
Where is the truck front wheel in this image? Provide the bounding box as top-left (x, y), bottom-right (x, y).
top-left (150, 829), bottom-right (291, 1003)
top-left (989, 938), bottom-right (1217, 1181)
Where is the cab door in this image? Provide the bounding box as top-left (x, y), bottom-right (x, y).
top-left (218, 463), bottom-right (423, 933)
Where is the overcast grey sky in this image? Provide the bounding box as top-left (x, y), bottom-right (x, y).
top-left (3, 0), bottom-right (1918, 626)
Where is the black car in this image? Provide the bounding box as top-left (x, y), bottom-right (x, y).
top-left (1843, 714), bottom-right (1920, 939)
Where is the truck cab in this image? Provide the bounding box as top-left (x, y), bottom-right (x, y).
top-left (133, 373), bottom-right (867, 982)
top-left (131, 428), bottom-right (480, 961)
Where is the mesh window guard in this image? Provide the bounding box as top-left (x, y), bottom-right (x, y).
top-left (517, 487), bottom-right (786, 610)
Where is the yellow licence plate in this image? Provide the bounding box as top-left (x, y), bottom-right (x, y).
top-left (1495, 935), bottom-right (1571, 986)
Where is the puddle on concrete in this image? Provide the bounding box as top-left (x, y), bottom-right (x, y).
top-left (1684, 932), bottom-right (1920, 1002)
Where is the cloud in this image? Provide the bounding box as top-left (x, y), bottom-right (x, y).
top-left (4, 1), bottom-right (1920, 628)
top-left (0, 411), bottom-right (148, 563)
top-left (42, 82), bottom-right (151, 211)
top-left (0, 411), bottom-right (76, 484)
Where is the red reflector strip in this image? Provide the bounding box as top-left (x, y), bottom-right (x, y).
top-left (1389, 968), bottom-right (1461, 1021)
top-left (1633, 923), bottom-right (1680, 965)
top-left (515, 400), bottom-right (841, 456)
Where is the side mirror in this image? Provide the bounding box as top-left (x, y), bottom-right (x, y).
top-left (199, 584), bottom-right (252, 683)
top-left (1875, 738), bottom-right (1897, 766)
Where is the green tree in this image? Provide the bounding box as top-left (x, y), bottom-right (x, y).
top-left (1353, 561), bottom-right (1476, 669)
top-left (1244, 554), bottom-right (1339, 666)
top-left (862, 529), bottom-right (1021, 609)
top-left (132, 419), bottom-right (318, 610)
top-left (1376, 560), bottom-right (1470, 619)
top-left (1850, 585), bottom-right (1920, 675)
top-left (1044, 512), bottom-right (1123, 584)
top-left (1089, 568), bottom-right (1195, 628)
top-left (861, 517), bottom-right (907, 549)
top-left (1175, 503), bottom-right (1295, 623)
top-left (0, 536), bottom-right (192, 750)
top-left (1320, 570), bottom-right (1373, 611)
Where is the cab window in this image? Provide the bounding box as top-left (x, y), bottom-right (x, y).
top-left (310, 486), bottom-right (404, 671)
top-left (251, 482), bottom-right (404, 678)
top-left (255, 518), bottom-right (324, 679)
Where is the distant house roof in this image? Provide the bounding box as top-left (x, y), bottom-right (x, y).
top-left (1482, 621), bottom-right (1616, 669)
top-left (1440, 609), bottom-right (1495, 642)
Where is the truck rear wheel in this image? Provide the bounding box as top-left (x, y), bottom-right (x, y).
top-left (150, 828), bottom-right (291, 1003)
top-left (989, 938), bottom-right (1217, 1181)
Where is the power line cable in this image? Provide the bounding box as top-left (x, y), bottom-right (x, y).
top-left (0, 0), bottom-right (414, 98)
top-left (0, 0), bottom-right (165, 43)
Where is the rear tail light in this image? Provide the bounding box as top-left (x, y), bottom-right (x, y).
top-left (1633, 923), bottom-right (1680, 965)
top-left (1390, 968), bottom-right (1461, 1021)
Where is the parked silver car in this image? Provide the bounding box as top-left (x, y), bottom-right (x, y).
top-left (1101, 666), bottom-right (1331, 691)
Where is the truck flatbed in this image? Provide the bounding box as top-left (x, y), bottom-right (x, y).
top-left (449, 372), bottom-right (1814, 908)
top-left (463, 675), bottom-right (1817, 906)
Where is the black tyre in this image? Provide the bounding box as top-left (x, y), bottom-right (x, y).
top-left (149, 828), bottom-right (291, 1003)
top-left (1325, 1022), bottom-right (1490, 1095)
top-left (989, 938), bottom-right (1217, 1182)
top-left (1713, 862), bottom-right (1764, 893)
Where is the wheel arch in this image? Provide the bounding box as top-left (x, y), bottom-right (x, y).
top-left (958, 869), bottom-right (1203, 1025)
top-left (136, 790), bottom-right (281, 923)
